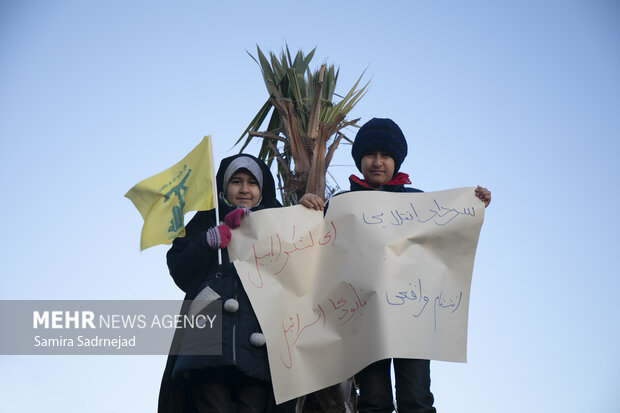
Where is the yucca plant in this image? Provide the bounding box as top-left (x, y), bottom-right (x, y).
top-left (236, 45), bottom-right (369, 206)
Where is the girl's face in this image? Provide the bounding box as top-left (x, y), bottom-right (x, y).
top-left (225, 170), bottom-right (261, 208)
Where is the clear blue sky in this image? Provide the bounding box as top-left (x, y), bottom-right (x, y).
top-left (1, 1), bottom-right (619, 412)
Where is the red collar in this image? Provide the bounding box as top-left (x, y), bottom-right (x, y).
top-left (349, 172), bottom-right (411, 189)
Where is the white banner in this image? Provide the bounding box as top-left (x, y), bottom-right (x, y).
top-left (228, 187), bottom-right (485, 403)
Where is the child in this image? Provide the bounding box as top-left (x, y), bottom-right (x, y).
top-left (158, 154), bottom-right (283, 413)
top-left (300, 117), bottom-right (491, 413)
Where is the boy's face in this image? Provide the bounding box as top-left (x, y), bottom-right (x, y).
top-left (226, 170), bottom-right (261, 208)
top-left (360, 151), bottom-right (395, 188)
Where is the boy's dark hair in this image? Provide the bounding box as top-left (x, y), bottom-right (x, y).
top-left (351, 117), bottom-right (408, 174)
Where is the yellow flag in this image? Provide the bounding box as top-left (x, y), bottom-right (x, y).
top-left (125, 136), bottom-right (215, 250)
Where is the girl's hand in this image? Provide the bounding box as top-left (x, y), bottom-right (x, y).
top-left (206, 225), bottom-right (232, 249)
top-left (225, 207), bottom-right (250, 229)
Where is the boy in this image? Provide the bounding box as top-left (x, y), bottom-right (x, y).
top-left (300, 118), bottom-right (491, 413)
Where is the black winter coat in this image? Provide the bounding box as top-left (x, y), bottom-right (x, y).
top-left (158, 154), bottom-right (281, 413)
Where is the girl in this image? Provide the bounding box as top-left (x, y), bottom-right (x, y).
top-left (158, 154), bottom-right (282, 413)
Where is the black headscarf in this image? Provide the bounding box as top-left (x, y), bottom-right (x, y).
top-left (215, 154), bottom-right (281, 220)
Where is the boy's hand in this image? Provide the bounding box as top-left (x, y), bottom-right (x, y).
top-left (299, 193), bottom-right (325, 210)
top-left (225, 207), bottom-right (250, 229)
top-left (475, 186), bottom-right (492, 207)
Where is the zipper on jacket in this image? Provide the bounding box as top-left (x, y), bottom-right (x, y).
top-left (232, 276), bottom-right (238, 363)
top-left (232, 324), bottom-right (236, 363)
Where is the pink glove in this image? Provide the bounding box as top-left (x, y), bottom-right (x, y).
top-left (206, 225), bottom-right (232, 249)
top-left (224, 207), bottom-right (250, 229)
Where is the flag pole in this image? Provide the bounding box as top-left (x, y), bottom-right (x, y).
top-left (208, 136), bottom-right (223, 266)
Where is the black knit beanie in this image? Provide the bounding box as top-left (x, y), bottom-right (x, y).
top-left (351, 117), bottom-right (408, 174)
